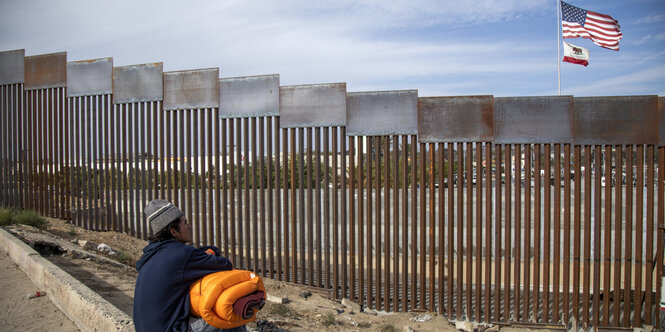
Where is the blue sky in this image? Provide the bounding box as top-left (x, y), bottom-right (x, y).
top-left (1, 0), bottom-right (663, 97)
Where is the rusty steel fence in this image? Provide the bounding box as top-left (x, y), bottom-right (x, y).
top-left (1, 49), bottom-right (665, 330)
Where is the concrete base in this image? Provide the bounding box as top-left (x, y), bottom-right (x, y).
top-left (0, 227), bottom-right (134, 332)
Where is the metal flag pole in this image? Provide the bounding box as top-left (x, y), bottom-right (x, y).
top-left (557, 0), bottom-right (561, 95)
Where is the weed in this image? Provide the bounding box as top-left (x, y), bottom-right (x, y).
top-left (321, 313), bottom-right (337, 327)
top-left (271, 304), bottom-right (297, 318)
top-left (68, 227), bottom-right (77, 236)
top-left (115, 250), bottom-right (134, 266)
top-left (0, 208), bottom-right (14, 226)
top-left (13, 210), bottom-right (47, 230)
top-left (379, 324), bottom-right (397, 332)
top-left (357, 322), bottom-right (372, 328)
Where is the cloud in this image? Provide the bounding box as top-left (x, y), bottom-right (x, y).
top-left (205, 28), bottom-right (553, 90)
top-left (292, 0), bottom-right (551, 27)
top-left (198, 0), bottom-right (552, 31)
top-left (634, 33), bottom-right (665, 45)
top-left (635, 14), bottom-right (665, 24)
top-left (1, 0), bottom-right (552, 42)
top-left (563, 65), bottom-right (665, 96)
top-left (0, 0), bottom-right (627, 97)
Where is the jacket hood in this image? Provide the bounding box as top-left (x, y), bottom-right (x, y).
top-left (135, 240), bottom-right (175, 271)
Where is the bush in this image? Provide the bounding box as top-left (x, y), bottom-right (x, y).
top-left (13, 210), bottom-right (47, 230)
top-left (271, 304), bottom-right (297, 318)
top-left (0, 208), bottom-right (14, 226)
top-left (322, 313), bottom-right (337, 327)
top-left (115, 250), bottom-right (134, 266)
top-left (357, 322), bottom-right (372, 328)
top-left (379, 325), bottom-right (397, 332)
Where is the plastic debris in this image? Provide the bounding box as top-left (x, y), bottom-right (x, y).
top-left (411, 314), bottom-right (432, 322)
top-left (97, 243), bottom-right (116, 255)
top-left (266, 294), bottom-right (289, 304)
top-left (26, 291), bottom-right (47, 299)
top-left (76, 239), bottom-right (98, 250)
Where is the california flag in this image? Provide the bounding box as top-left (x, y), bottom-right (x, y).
top-left (563, 41), bottom-right (589, 66)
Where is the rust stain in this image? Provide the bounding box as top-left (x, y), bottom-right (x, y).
top-left (112, 62), bottom-right (163, 103)
top-left (480, 96), bottom-right (494, 136)
top-left (164, 67), bottom-right (218, 75)
top-left (280, 82), bottom-right (346, 90)
top-left (418, 95), bottom-right (493, 142)
top-left (574, 95), bottom-right (658, 145)
top-left (114, 62), bottom-right (163, 72)
top-left (494, 96), bottom-right (574, 144)
top-left (71, 57), bottom-right (112, 65)
top-left (659, 97), bottom-right (664, 146)
top-left (163, 68), bottom-right (219, 110)
top-left (24, 52), bottom-right (67, 89)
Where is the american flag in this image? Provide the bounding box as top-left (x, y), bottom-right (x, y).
top-left (561, 1), bottom-right (622, 51)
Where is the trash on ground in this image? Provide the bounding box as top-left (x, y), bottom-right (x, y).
top-left (411, 314), bottom-right (432, 322)
top-left (26, 291), bottom-right (47, 299)
top-left (97, 243), bottom-right (116, 255)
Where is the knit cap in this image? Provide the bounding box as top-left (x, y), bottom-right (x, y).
top-left (144, 199), bottom-right (184, 234)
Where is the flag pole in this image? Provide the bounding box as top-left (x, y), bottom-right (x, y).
top-left (557, 0), bottom-right (561, 95)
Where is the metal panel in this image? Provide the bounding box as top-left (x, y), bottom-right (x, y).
top-left (279, 83), bottom-right (346, 127)
top-left (219, 74), bottom-right (279, 118)
top-left (418, 95), bottom-right (494, 142)
top-left (67, 57), bottom-right (113, 97)
top-left (163, 68), bottom-right (219, 111)
top-left (659, 97), bottom-right (664, 146)
top-left (112, 63), bottom-right (163, 103)
top-left (24, 52), bottom-right (67, 90)
top-left (573, 96), bottom-right (658, 145)
top-left (494, 96), bottom-right (574, 144)
top-left (346, 90), bottom-right (418, 136)
top-left (0, 49), bottom-right (25, 84)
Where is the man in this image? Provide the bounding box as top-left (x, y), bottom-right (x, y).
top-left (133, 199), bottom-right (243, 332)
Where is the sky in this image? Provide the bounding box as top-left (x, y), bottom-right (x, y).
top-left (1, 0), bottom-right (664, 97)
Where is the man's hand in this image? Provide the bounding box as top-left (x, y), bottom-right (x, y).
top-left (200, 246), bottom-right (221, 256)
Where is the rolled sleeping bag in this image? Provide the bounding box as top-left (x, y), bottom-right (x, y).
top-left (233, 290), bottom-right (265, 319)
top-left (189, 269), bottom-right (266, 329)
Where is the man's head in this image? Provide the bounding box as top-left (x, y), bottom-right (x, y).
top-left (145, 200), bottom-right (191, 243)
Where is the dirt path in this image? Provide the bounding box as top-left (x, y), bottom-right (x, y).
top-left (3, 219), bottom-right (548, 332)
top-left (0, 251), bottom-right (79, 331)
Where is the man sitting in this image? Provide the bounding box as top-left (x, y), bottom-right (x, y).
top-left (133, 199), bottom-right (244, 332)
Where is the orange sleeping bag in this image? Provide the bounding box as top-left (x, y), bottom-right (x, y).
top-left (189, 269), bottom-right (266, 329)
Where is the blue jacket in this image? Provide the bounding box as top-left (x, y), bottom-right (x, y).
top-left (133, 240), bottom-right (233, 332)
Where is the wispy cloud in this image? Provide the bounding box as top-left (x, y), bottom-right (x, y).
top-left (635, 14), bottom-right (664, 24)
top-left (293, 0), bottom-right (551, 27)
top-left (0, 0), bottom-right (660, 97)
top-left (564, 65), bottom-right (665, 96)
top-left (634, 33), bottom-right (665, 45)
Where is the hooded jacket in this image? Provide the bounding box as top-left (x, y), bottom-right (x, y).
top-left (133, 240), bottom-right (233, 332)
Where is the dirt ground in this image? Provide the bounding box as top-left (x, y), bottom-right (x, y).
top-left (3, 218), bottom-right (548, 332)
top-left (0, 251), bottom-right (79, 331)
